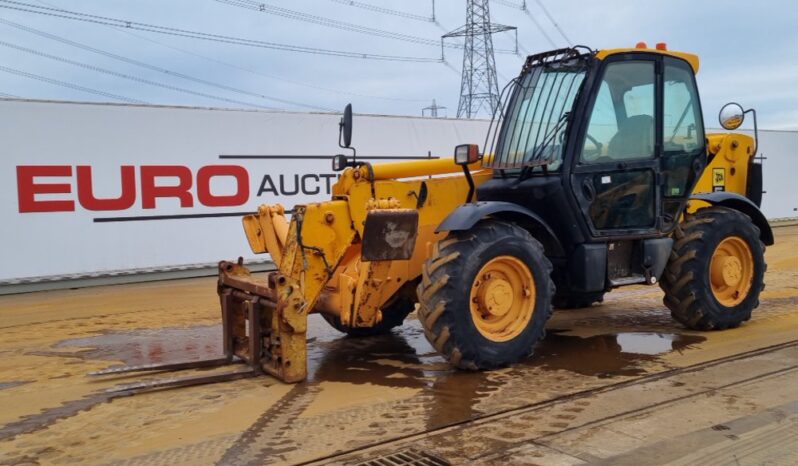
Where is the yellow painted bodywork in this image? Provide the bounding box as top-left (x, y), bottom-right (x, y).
top-left (688, 132), bottom-right (756, 212)
top-left (694, 133), bottom-right (755, 196)
top-left (596, 47), bottom-right (700, 73)
top-left (241, 158), bottom-right (492, 330)
top-left (223, 46), bottom-right (761, 383)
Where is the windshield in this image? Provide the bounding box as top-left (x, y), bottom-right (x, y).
top-left (485, 53), bottom-right (588, 172)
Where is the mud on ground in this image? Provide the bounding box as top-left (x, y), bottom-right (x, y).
top-left (1, 225), bottom-right (798, 465)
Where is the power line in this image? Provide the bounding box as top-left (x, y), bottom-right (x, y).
top-left (217, 0), bottom-right (444, 48)
top-left (0, 19), bottom-right (333, 111)
top-left (106, 26), bottom-right (431, 103)
top-left (216, 0), bottom-right (518, 54)
top-left (0, 65), bottom-right (145, 103)
top-left (492, 0), bottom-right (524, 8)
top-left (531, 0), bottom-right (572, 46)
top-left (327, 0), bottom-right (433, 22)
top-left (0, 91), bottom-right (18, 97)
top-left (523, 7), bottom-right (557, 48)
top-left (26, 1), bottom-right (429, 104)
top-left (0, 40), bottom-right (282, 110)
top-left (493, 0), bottom-right (557, 48)
top-left (0, 0), bottom-right (441, 62)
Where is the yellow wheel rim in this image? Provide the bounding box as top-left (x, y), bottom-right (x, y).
top-left (709, 236), bottom-right (754, 307)
top-left (469, 255), bottom-right (536, 342)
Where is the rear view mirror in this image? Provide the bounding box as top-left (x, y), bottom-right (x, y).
top-left (340, 104), bottom-right (353, 148)
top-left (719, 102), bottom-right (745, 130)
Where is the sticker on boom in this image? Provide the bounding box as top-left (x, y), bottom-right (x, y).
top-left (361, 209), bottom-right (419, 262)
top-left (713, 168), bottom-right (726, 192)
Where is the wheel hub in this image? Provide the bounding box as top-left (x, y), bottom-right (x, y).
top-left (478, 277), bottom-right (513, 317)
top-left (709, 236), bottom-right (754, 307)
top-left (469, 256), bottom-right (536, 342)
top-left (712, 256), bottom-right (743, 287)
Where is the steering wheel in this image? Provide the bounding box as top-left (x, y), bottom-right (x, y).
top-left (581, 133), bottom-right (603, 161)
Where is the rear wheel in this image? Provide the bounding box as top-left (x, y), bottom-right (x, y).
top-left (660, 207), bottom-right (766, 330)
top-left (417, 220), bottom-right (554, 370)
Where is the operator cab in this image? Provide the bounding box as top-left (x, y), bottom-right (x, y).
top-left (472, 44), bottom-right (707, 293)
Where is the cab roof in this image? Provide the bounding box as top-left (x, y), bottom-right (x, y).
top-left (596, 45), bottom-right (700, 74)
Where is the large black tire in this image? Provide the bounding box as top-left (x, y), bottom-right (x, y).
top-left (322, 282), bottom-right (416, 337)
top-left (417, 220), bottom-right (555, 370)
top-left (660, 207), bottom-right (766, 330)
top-left (552, 291), bottom-right (605, 309)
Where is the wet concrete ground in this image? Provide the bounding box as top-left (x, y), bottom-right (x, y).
top-left (1, 223), bottom-right (797, 465)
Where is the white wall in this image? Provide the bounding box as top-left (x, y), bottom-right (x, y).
top-left (734, 129), bottom-right (798, 220)
top-left (1, 99), bottom-right (795, 283)
top-left (0, 99), bottom-right (489, 282)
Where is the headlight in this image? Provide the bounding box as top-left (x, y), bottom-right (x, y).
top-left (454, 144), bottom-right (480, 165)
top-left (332, 154), bottom-right (348, 172)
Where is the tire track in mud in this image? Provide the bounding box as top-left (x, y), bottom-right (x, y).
top-left (216, 384), bottom-right (322, 465)
top-left (297, 339), bottom-right (798, 465)
top-left (0, 390), bottom-right (116, 441)
top-left (210, 349), bottom-right (642, 465)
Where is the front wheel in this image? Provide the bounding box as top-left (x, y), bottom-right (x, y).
top-left (417, 220), bottom-right (554, 370)
top-left (660, 207), bottom-right (766, 330)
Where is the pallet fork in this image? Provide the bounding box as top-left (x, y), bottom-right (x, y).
top-left (90, 258), bottom-right (307, 394)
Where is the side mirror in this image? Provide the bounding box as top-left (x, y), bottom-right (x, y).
top-left (719, 102), bottom-right (745, 130)
top-left (454, 144), bottom-right (481, 165)
top-left (339, 103), bottom-right (353, 148)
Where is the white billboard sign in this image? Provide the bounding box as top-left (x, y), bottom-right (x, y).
top-left (0, 99), bottom-right (489, 283)
top-left (0, 99), bottom-right (795, 284)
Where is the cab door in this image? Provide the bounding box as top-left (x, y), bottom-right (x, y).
top-left (660, 56), bottom-right (706, 231)
top-left (570, 56), bottom-right (661, 237)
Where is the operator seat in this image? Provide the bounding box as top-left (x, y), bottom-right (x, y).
top-left (607, 114), bottom-right (654, 159)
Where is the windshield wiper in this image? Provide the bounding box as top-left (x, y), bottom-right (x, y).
top-left (520, 112), bottom-right (569, 178)
top-left (669, 101), bottom-right (693, 143)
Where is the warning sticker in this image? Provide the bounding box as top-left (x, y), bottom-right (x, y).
top-left (712, 168), bottom-right (726, 192)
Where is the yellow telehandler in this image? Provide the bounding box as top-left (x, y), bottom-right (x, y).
top-left (95, 44), bottom-right (772, 389)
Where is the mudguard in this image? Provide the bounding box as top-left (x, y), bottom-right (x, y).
top-left (436, 201), bottom-right (565, 256)
top-left (691, 192), bottom-right (774, 245)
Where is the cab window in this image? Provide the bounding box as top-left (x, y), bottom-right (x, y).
top-left (663, 61), bottom-right (704, 154)
top-left (661, 57), bottom-right (706, 225)
top-left (581, 61), bottom-right (655, 163)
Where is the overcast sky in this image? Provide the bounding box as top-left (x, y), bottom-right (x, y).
top-left (0, 0), bottom-right (796, 129)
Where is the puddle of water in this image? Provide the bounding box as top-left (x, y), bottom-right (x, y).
top-left (47, 317), bottom-right (705, 435)
top-left (531, 330), bottom-right (705, 377)
top-left (53, 315), bottom-right (703, 383)
top-left (56, 325), bottom-right (222, 366)
top-left (306, 316), bottom-right (498, 428)
top-left (307, 317), bottom-right (449, 385)
top-left (616, 332), bottom-right (689, 355)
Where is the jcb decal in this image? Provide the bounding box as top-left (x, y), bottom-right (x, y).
top-left (712, 168), bottom-right (725, 192)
